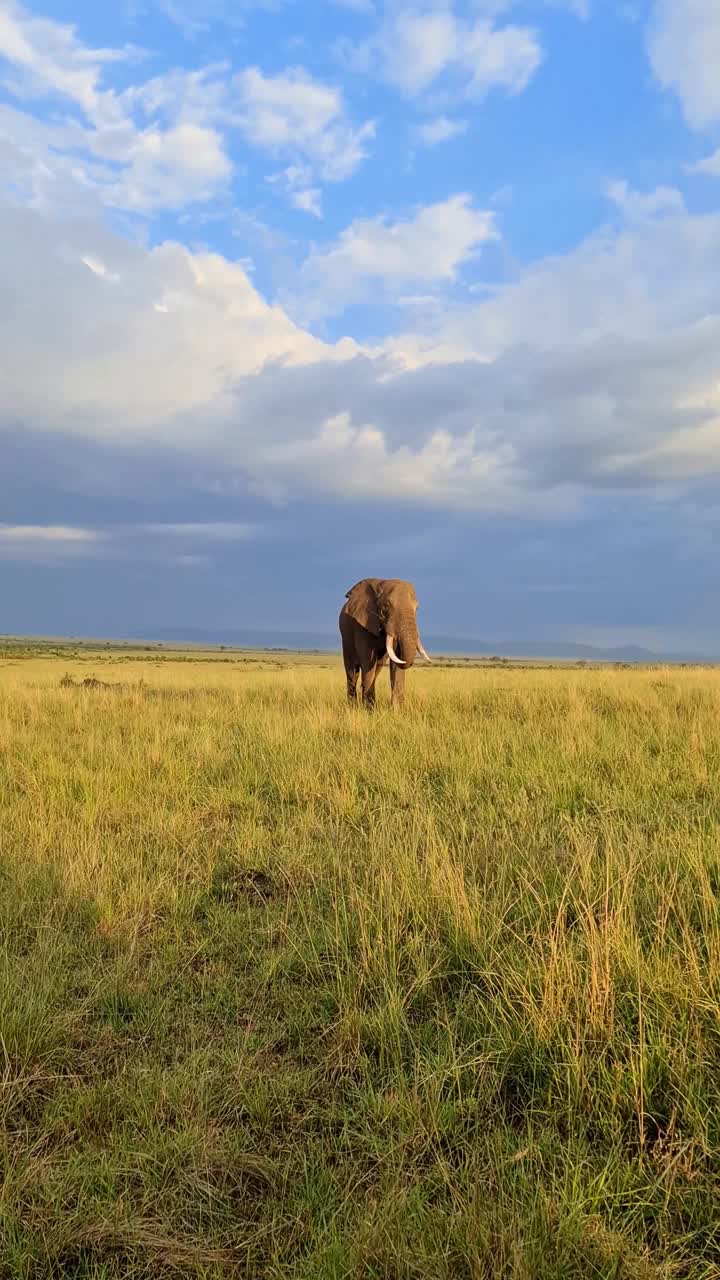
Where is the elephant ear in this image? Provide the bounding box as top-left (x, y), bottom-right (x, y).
top-left (344, 579), bottom-right (383, 635)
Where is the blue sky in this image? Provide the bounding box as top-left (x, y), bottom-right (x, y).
top-left (1, 0), bottom-right (720, 651)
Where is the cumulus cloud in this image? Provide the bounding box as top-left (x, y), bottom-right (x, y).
top-left (349, 4), bottom-right (542, 102)
top-left (415, 115), bottom-right (468, 146)
top-left (2, 176), bottom-right (720, 522)
top-left (291, 194), bottom-right (498, 320)
top-left (647, 0), bottom-right (720, 127)
top-left (104, 123), bottom-right (232, 212)
top-left (203, 318), bottom-right (720, 510)
top-left (234, 66), bottom-right (374, 182)
top-left (385, 184), bottom-right (720, 366)
top-left (0, 202), bottom-right (336, 441)
top-left (692, 147), bottom-right (720, 177)
top-left (0, 1), bottom-right (233, 212)
top-left (266, 164), bottom-right (323, 217)
top-left (0, 3), bottom-right (372, 217)
top-left (0, 0), bottom-right (129, 116)
top-left (291, 186), bottom-right (323, 216)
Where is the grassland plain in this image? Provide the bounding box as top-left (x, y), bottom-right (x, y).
top-left (1, 648), bottom-right (720, 1279)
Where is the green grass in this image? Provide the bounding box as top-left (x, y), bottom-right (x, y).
top-left (1, 653), bottom-right (720, 1277)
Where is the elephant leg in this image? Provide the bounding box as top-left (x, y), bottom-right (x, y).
top-left (345, 665), bottom-right (360, 704)
top-left (361, 661), bottom-right (379, 708)
top-left (390, 661), bottom-right (406, 708)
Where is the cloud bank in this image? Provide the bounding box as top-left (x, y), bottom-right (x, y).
top-left (2, 0), bottom-right (720, 649)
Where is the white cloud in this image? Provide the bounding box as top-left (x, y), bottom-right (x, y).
top-left (104, 123), bottom-right (232, 212)
top-left (0, 202), bottom-right (339, 439)
top-left (605, 178), bottom-right (685, 219)
top-left (0, 4), bottom-right (369, 218)
top-left (120, 62), bottom-right (230, 128)
top-left (3, 183), bottom-right (720, 518)
top-left (0, 0), bottom-right (129, 118)
top-left (648, 0), bottom-right (720, 127)
top-left (351, 5), bottom-right (541, 102)
top-left (415, 115), bottom-right (468, 146)
top-left (234, 66), bottom-right (374, 182)
top-left (81, 254), bottom-right (119, 280)
top-left (0, 523), bottom-right (102, 562)
top-left (250, 411), bottom-right (528, 511)
top-left (0, 1), bottom-right (234, 213)
top-left (267, 164), bottom-right (323, 216)
top-left (383, 183), bottom-right (720, 364)
top-left (292, 193), bottom-right (499, 319)
top-left (692, 147), bottom-right (720, 177)
top-left (291, 186), bottom-right (323, 216)
top-left (0, 524), bottom-right (98, 542)
top-left (380, 9), bottom-right (459, 96)
top-left (462, 19), bottom-right (541, 99)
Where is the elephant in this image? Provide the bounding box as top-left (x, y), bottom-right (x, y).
top-left (339, 577), bottom-right (431, 707)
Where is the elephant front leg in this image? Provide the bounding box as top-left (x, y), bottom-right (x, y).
top-left (361, 661), bottom-right (379, 708)
top-left (345, 666), bottom-right (360, 704)
top-left (390, 662), bottom-right (405, 708)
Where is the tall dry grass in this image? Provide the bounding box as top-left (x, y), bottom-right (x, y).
top-left (1, 652), bottom-right (720, 1277)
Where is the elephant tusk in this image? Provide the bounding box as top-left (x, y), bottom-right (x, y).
top-left (417, 641), bottom-right (432, 662)
top-left (386, 634), bottom-right (405, 665)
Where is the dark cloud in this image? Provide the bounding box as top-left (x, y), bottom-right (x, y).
top-left (3, 416), bottom-right (720, 652)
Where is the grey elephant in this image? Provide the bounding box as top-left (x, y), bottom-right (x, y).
top-left (339, 577), bottom-right (431, 707)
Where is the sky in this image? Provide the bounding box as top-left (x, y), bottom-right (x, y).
top-left (1, 0), bottom-right (720, 651)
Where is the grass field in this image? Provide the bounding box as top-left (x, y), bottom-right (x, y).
top-left (2, 647), bottom-right (720, 1278)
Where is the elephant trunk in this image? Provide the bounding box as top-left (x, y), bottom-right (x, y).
top-left (392, 615), bottom-right (418, 669)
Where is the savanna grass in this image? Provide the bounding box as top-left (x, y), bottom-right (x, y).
top-left (1, 652), bottom-right (720, 1277)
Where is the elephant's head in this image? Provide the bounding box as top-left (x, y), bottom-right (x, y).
top-left (344, 578), bottom-right (431, 668)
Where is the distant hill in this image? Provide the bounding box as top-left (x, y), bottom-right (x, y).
top-left (129, 627), bottom-right (713, 664)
